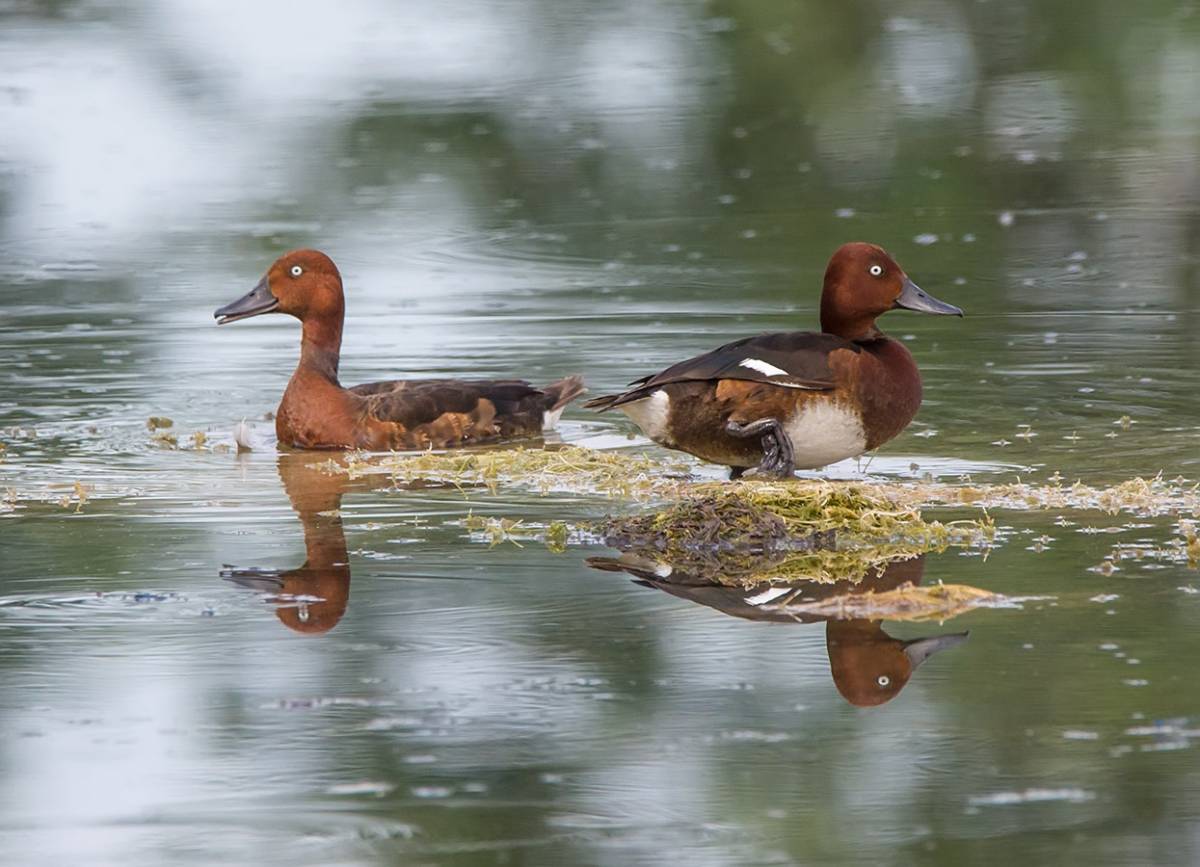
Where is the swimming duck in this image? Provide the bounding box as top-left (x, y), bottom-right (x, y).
top-left (215, 250), bottom-right (585, 450)
top-left (584, 242), bottom-right (962, 478)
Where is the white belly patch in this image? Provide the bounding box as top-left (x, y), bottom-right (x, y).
top-left (619, 389), bottom-right (671, 441)
top-left (782, 402), bottom-right (867, 469)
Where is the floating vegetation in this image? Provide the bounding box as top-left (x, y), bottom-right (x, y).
top-left (151, 430), bottom-right (179, 448)
top-left (58, 480), bottom-right (91, 513)
top-left (1083, 525), bottom-right (1200, 573)
top-left (903, 474), bottom-right (1200, 518)
top-left (148, 426), bottom-right (211, 451)
top-left (347, 445), bottom-right (691, 499)
top-left (768, 581), bottom-right (1005, 623)
top-left (599, 484), bottom-right (993, 585)
top-left (331, 446), bottom-right (1199, 520)
top-left (461, 514), bottom-right (573, 551)
top-left (463, 514), bottom-right (530, 547)
top-left (146, 416), bottom-right (174, 431)
top-left (1182, 520), bottom-right (1200, 567)
top-left (287, 447), bottom-right (1197, 575)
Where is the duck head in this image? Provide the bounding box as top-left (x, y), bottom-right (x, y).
top-left (819, 242), bottom-right (962, 341)
top-left (827, 620), bottom-right (968, 706)
top-left (214, 249), bottom-right (344, 326)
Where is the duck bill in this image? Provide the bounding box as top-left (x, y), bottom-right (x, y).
top-left (894, 277), bottom-right (963, 316)
top-left (903, 631), bottom-right (969, 670)
top-left (214, 276), bottom-right (279, 325)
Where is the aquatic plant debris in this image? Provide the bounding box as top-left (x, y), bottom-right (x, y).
top-left (768, 580), bottom-right (1005, 622)
top-left (598, 484), bottom-right (993, 584)
top-left (344, 445), bottom-right (691, 499)
top-left (461, 515), bottom-right (573, 551)
top-left (299, 447), bottom-right (1200, 573)
top-left (335, 446), bottom-right (1200, 519)
top-left (905, 474), bottom-right (1200, 519)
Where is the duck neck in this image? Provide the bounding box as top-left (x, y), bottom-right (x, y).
top-left (821, 311), bottom-right (884, 343)
top-left (299, 314), bottom-right (343, 384)
top-left (819, 289), bottom-right (884, 342)
top-left (302, 510), bottom-right (349, 569)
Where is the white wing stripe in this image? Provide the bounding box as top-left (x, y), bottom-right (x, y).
top-left (739, 358), bottom-right (790, 377)
top-left (744, 586), bottom-right (792, 606)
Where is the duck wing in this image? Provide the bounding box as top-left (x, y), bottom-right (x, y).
top-left (585, 332), bottom-right (856, 410)
top-left (351, 379), bottom-right (537, 426)
top-left (350, 375), bottom-right (585, 438)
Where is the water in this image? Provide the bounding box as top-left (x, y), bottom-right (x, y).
top-left (3, 0), bottom-right (1200, 863)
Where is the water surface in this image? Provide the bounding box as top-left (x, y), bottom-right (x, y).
top-left (3, 1), bottom-right (1200, 864)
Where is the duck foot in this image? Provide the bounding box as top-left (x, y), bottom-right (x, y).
top-left (724, 418), bottom-right (795, 479)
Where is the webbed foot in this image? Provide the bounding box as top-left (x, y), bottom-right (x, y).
top-left (725, 418), bottom-right (795, 479)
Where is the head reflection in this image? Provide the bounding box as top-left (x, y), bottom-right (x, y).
top-left (222, 453), bottom-right (355, 634)
top-left (587, 550), bottom-right (967, 707)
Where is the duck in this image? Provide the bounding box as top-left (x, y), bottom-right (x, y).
top-left (586, 552), bottom-right (968, 707)
top-left (222, 453), bottom-right (358, 634)
top-left (214, 249), bottom-right (586, 450)
top-left (584, 242), bottom-right (962, 478)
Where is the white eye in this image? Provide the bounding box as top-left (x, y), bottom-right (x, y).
top-left (290, 265), bottom-right (303, 277)
top-left (869, 264), bottom-right (884, 277)
top-left (877, 675), bottom-right (891, 687)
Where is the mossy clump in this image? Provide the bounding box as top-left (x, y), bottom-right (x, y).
top-left (602, 493), bottom-right (795, 557)
top-left (349, 445), bottom-right (692, 499)
top-left (721, 480), bottom-right (926, 535)
top-left (599, 483), bottom-right (993, 584)
top-left (770, 580), bottom-right (1003, 622)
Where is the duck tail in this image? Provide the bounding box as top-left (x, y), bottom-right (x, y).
top-left (540, 375), bottom-right (587, 430)
top-left (582, 393), bottom-right (621, 412)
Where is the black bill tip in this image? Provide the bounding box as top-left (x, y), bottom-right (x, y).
top-left (894, 277), bottom-right (963, 317)
top-left (215, 276), bottom-right (279, 325)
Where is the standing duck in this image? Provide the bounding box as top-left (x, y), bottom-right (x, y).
top-left (215, 250), bottom-right (585, 450)
top-left (585, 242), bottom-right (962, 478)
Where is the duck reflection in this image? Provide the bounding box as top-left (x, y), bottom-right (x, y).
top-left (222, 453), bottom-right (367, 634)
top-left (587, 550), bottom-right (967, 707)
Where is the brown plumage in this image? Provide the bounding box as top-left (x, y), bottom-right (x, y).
top-left (221, 453), bottom-right (354, 634)
top-left (214, 249), bottom-right (585, 450)
top-left (585, 242), bottom-right (962, 478)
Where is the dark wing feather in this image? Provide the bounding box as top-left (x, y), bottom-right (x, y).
top-left (587, 332), bottom-right (857, 410)
top-left (350, 379), bottom-right (542, 428)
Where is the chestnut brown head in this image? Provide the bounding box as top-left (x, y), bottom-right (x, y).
top-left (819, 242), bottom-right (962, 341)
top-left (215, 249), bottom-right (344, 325)
top-left (827, 620), bottom-right (969, 707)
